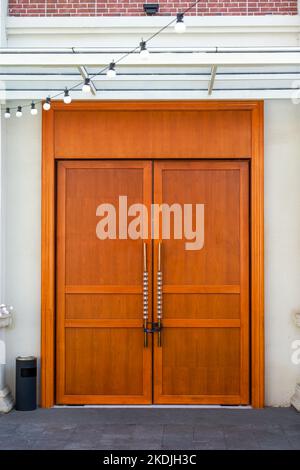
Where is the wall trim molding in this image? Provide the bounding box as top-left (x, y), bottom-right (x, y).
top-left (6, 16), bottom-right (300, 37)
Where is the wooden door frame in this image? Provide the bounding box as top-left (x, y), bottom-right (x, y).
top-left (41, 100), bottom-right (264, 408)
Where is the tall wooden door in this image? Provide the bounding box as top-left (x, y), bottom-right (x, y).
top-left (153, 161), bottom-right (249, 404)
top-left (56, 160), bottom-right (152, 404)
top-left (56, 159), bottom-right (249, 405)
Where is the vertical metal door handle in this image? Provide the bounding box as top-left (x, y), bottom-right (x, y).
top-left (143, 242), bottom-right (149, 347)
top-left (157, 241), bottom-right (163, 347)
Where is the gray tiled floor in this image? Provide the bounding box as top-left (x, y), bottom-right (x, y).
top-left (0, 407), bottom-right (299, 450)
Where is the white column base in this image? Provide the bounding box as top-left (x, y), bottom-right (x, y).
top-left (291, 383), bottom-right (300, 412)
top-left (0, 386), bottom-right (14, 413)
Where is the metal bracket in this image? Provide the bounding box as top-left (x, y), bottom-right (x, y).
top-left (77, 65), bottom-right (97, 96)
top-left (208, 65), bottom-right (217, 95)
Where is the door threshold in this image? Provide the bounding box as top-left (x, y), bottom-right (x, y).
top-left (54, 405), bottom-right (252, 409)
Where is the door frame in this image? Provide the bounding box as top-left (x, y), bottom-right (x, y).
top-left (41, 100), bottom-right (264, 408)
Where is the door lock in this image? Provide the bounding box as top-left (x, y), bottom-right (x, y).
top-left (143, 321), bottom-right (162, 334)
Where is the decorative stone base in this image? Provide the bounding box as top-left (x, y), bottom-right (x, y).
top-left (0, 386), bottom-right (14, 413)
top-left (291, 383), bottom-right (300, 412)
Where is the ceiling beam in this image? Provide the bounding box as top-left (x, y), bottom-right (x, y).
top-left (1, 73), bottom-right (300, 82)
top-left (2, 52), bottom-right (300, 67)
top-left (2, 88), bottom-right (297, 100)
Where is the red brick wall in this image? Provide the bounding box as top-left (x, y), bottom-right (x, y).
top-left (8, 1), bottom-right (298, 17)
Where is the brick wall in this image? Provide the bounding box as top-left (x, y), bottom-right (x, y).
top-left (8, 1), bottom-right (298, 17)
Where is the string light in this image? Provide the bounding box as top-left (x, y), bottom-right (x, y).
top-left (43, 97), bottom-right (51, 111)
top-left (2, 0), bottom-right (202, 118)
top-left (63, 88), bottom-right (72, 104)
top-left (82, 78), bottom-right (91, 93)
top-left (174, 13), bottom-right (186, 33)
top-left (107, 62), bottom-right (116, 78)
top-left (16, 106), bottom-right (22, 118)
top-left (139, 40), bottom-right (150, 61)
top-left (30, 102), bottom-right (38, 115)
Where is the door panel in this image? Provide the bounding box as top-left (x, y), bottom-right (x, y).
top-left (153, 161), bottom-right (249, 404)
top-left (65, 328), bottom-right (144, 396)
top-left (65, 167), bottom-right (145, 286)
top-left (163, 294), bottom-right (240, 319)
top-left (56, 160), bottom-right (152, 404)
top-left (65, 294), bottom-right (142, 319)
top-left (160, 168), bottom-right (240, 285)
top-left (161, 328), bottom-right (240, 396)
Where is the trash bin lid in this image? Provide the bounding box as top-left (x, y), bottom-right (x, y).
top-left (16, 356), bottom-right (36, 361)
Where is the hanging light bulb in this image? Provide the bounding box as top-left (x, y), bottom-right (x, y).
top-left (16, 106), bottom-right (22, 118)
top-left (43, 97), bottom-right (51, 111)
top-left (63, 88), bottom-right (72, 104)
top-left (139, 40), bottom-right (150, 61)
top-left (107, 62), bottom-right (116, 79)
top-left (82, 78), bottom-right (91, 93)
top-left (175, 13), bottom-right (186, 33)
top-left (30, 102), bottom-right (38, 116)
top-left (4, 108), bottom-right (11, 119)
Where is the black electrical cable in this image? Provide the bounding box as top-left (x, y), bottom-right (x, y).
top-left (2, 0), bottom-right (202, 112)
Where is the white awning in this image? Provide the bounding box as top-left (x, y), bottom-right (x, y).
top-left (2, 17), bottom-right (300, 101)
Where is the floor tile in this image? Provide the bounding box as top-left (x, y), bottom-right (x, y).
top-left (193, 426), bottom-right (226, 449)
top-left (223, 425), bottom-right (260, 450)
top-left (0, 407), bottom-right (299, 450)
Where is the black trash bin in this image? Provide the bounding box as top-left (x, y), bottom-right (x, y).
top-left (15, 356), bottom-right (37, 411)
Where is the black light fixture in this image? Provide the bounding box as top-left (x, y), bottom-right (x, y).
top-left (16, 106), bottom-right (23, 118)
top-left (175, 13), bottom-right (186, 33)
top-left (139, 40), bottom-right (150, 60)
top-left (82, 78), bottom-right (91, 94)
top-left (107, 61), bottom-right (117, 78)
top-left (43, 97), bottom-right (51, 111)
top-left (143, 3), bottom-right (159, 15)
top-left (30, 102), bottom-right (38, 115)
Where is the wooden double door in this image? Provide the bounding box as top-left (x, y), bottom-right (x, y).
top-left (56, 159), bottom-right (249, 405)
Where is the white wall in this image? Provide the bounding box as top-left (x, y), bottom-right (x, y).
top-left (264, 100), bottom-right (300, 406)
top-left (4, 102), bottom-right (41, 398)
top-left (2, 99), bottom-right (300, 406)
top-left (0, 0), bottom-right (8, 394)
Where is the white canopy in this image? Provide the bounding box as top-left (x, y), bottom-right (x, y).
top-left (2, 16), bottom-right (300, 101)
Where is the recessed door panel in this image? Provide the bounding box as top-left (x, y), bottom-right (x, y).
top-left (65, 167), bottom-right (145, 286)
top-left (161, 328), bottom-right (241, 397)
top-left (161, 168), bottom-right (240, 286)
top-left (65, 294), bottom-right (142, 320)
top-left (163, 294), bottom-right (240, 319)
top-left (65, 328), bottom-right (144, 396)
